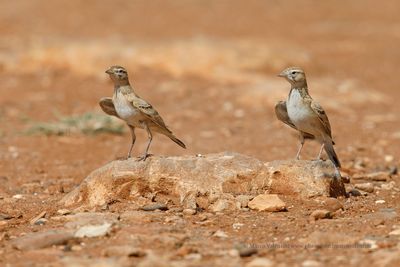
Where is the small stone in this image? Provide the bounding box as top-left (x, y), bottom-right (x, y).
top-left (213, 230), bottom-right (228, 238)
top-left (353, 172), bottom-right (390, 181)
top-left (198, 214), bottom-right (209, 221)
top-left (183, 209), bottom-right (196, 215)
top-left (375, 200), bottom-right (386, 204)
top-left (209, 198), bottom-right (236, 213)
top-left (74, 223), bottom-right (112, 238)
top-left (384, 155), bottom-right (394, 162)
top-left (30, 211), bottom-right (47, 225)
top-left (141, 203), bottom-right (168, 211)
top-left (12, 230), bottom-right (75, 250)
top-left (57, 209), bottom-right (71, 215)
top-left (103, 245), bottom-right (146, 257)
top-left (348, 189), bottom-right (362, 197)
top-left (310, 209), bottom-right (332, 221)
top-left (12, 194), bottom-right (23, 199)
top-left (34, 218), bottom-right (48, 225)
top-left (237, 247), bottom-right (258, 257)
top-left (380, 182), bottom-right (395, 190)
top-left (389, 229), bottom-right (400, 236)
top-left (184, 253), bottom-right (202, 261)
top-left (355, 183), bottom-right (374, 193)
top-left (323, 198), bottom-right (343, 212)
top-left (232, 223), bottom-right (244, 230)
top-left (235, 195), bottom-right (253, 208)
top-left (64, 212), bottom-right (119, 229)
top-left (248, 194), bottom-right (286, 212)
top-left (245, 257), bottom-right (274, 267)
top-left (0, 213), bottom-right (13, 220)
top-left (302, 260), bottom-right (322, 267)
top-left (359, 238), bottom-right (378, 250)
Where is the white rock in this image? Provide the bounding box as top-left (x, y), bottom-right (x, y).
top-left (389, 229), bottom-right (400, 235)
top-left (245, 257), bottom-right (274, 267)
top-left (74, 223), bottom-right (112, 238)
top-left (213, 230), bottom-right (228, 238)
top-left (302, 260), bottom-right (322, 267)
top-left (375, 200), bottom-right (386, 204)
top-left (248, 194), bottom-right (286, 212)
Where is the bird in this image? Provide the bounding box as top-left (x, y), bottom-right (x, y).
top-left (277, 67), bottom-right (341, 177)
top-left (100, 65), bottom-right (186, 160)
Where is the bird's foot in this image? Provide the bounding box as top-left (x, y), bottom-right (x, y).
top-left (137, 153), bottom-right (152, 161)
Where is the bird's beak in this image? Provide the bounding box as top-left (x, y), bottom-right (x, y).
top-left (277, 71), bottom-right (286, 77)
top-left (105, 69), bottom-right (113, 74)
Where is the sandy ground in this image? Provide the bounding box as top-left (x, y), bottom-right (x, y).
top-left (1, 1), bottom-right (400, 266)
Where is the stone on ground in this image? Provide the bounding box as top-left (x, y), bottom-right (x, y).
top-left (60, 152), bottom-right (346, 209)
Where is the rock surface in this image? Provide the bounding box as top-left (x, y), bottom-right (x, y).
top-left (60, 152), bottom-right (346, 208)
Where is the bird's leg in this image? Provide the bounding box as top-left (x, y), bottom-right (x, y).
top-left (317, 143), bottom-right (325, 160)
top-left (295, 135), bottom-right (305, 160)
top-left (127, 125), bottom-right (136, 159)
top-left (138, 122), bottom-right (153, 161)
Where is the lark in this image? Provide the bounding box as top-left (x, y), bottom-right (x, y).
top-left (100, 66), bottom-right (186, 160)
top-left (277, 67), bottom-right (341, 176)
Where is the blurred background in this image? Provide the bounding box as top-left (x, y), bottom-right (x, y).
top-left (1, 0), bottom-right (399, 183)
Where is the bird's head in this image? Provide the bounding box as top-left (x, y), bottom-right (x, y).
top-left (278, 67), bottom-right (307, 87)
top-left (105, 65), bottom-right (130, 86)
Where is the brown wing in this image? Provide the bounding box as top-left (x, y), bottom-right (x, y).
top-left (275, 100), bottom-right (296, 129)
top-left (126, 93), bottom-right (172, 133)
top-left (99, 97), bottom-right (120, 118)
top-left (275, 101), bottom-right (314, 139)
top-left (310, 100), bottom-right (333, 138)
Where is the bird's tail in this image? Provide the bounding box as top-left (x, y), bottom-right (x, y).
top-left (169, 135), bottom-right (186, 149)
top-left (324, 139), bottom-right (341, 169)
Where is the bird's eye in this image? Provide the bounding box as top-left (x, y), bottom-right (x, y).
top-left (291, 71), bottom-right (296, 75)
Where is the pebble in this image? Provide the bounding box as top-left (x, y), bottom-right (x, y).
top-left (353, 172), bottom-right (390, 181)
top-left (245, 257), bottom-right (274, 267)
top-left (184, 253), bottom-right (202, 261)
top-left (323, 198), bottom-right (343, 212)
top-left (183, 209), bottom-right (197, 215)
top-left (74, 223), bottom-right (112, 238)
top-left (213, 230), bottom-right (228, 238)
top-left (348, 189), bottom-right (362, 197)
top-left (141, 203), bottom-right (168, 211)
top-left (375, 200), bottom-right (386, 204)
top-left (355, 183), bottom-right (374, 193)
top-left (309, 209), bottom-right (332, 221)
top-left (232, 223), bottom-right (244, 230)
top-left (0, 213), bottom-right (13, 220)
top-left (209, 198), bottom-right (236, 213)
top-left (102, 245), bottom-right (146, 257)
top-left (30, 211), bottom-right (47, 225)
top-left (57, 209), bottom-right (72, 215)
top-left (248, 194), bottom-right (286, 212)
top-left (12, 230), bottom-right (75, 250)
top-left (389, 229), bottom-right (400, 236)
top-left (34, 218), bottom-right (48, 225)
top-left (302, 260), bottom-right (322, 267)
top-left (235, 195), bottom-right (253, 208)
top-left (238, 247), bottom-right (258, 257)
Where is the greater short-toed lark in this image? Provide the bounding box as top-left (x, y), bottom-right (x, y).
top-left (277, 67), bottom-right (341, 177)
top-left (100, 66), bottom-right (186, 160)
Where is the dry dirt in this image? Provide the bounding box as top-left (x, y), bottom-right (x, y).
top-left (1, 1), bottom-right (400, 266)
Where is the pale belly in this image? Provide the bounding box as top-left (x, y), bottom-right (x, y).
top-left (287, 90), bottom-right (320, 136)
top-left (113, 93), bottom-right (145, 128)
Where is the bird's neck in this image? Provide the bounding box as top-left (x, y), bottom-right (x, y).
top-left (289, 84), bottom-right (310, 99)
top-left (114, 83), bottom-right (134, 94)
